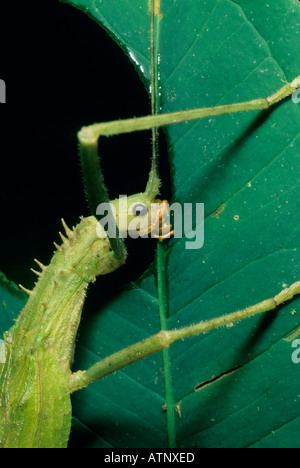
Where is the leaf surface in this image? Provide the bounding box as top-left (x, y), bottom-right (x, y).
top-left (0, 274), bottom-right (26, 337)
top-left (2, 0), bottom-right (300, 448)
top-left (64, 0), bottom-right (300, 448)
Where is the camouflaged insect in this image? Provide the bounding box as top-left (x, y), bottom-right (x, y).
top-left (0, 189), bottom-right (172, 448)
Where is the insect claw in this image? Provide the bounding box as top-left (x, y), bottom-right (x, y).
top-left (19, 284), bottom-right (32, 295)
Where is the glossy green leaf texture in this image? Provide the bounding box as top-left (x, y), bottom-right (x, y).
top-left (2, 0), bottom-right (300, 448)
top-left (0, 274), bottom-right (26, 338)
top-left (64, 0), bottom-right (300, 448)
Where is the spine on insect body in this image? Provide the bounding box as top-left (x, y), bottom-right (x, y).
top-left (0, 216), bottom-right (125, 448)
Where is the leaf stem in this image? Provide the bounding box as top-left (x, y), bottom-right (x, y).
top-left (156, 242), bottom-right (177, 448)
top-left (150, 0), bottom-right (177, 448)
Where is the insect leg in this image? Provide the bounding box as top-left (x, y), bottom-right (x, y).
top-left (78, 133), bottom-right (126, 262)
top-left (69, 282), bottom-right (300, 393)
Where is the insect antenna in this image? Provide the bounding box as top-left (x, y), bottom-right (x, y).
top-left (145, 0), bottom-right (162, 199)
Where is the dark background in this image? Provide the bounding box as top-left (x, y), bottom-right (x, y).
top-left (0, 0), bottom-right (170, 296)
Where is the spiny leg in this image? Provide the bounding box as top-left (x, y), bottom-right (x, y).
top-left (69, 281), bottom-right (300, 393)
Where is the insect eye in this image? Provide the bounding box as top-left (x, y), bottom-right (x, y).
top-left (131, 203), bottom-right (148, 216)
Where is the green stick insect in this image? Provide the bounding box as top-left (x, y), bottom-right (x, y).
top-left (1, 0), bottom-right (300, 448)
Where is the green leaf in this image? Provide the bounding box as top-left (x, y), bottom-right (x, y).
top-left (0, 273), bottom-right (26, 338)
top-left (1, 0), bottom-right (299, 448)
top-left (64, 0), bottom-right (300, 448)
